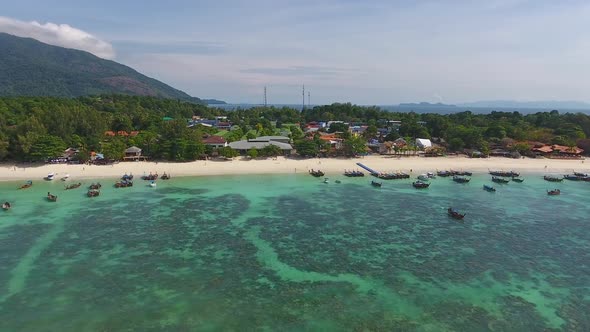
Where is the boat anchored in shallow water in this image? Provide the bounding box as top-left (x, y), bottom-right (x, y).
top-left (547, 189), bottom-right (561, 196)
top-left (483, 184), bottom-right (496, 192)
top-left (448, 207), bottom-right (465, 220)
top-left (44, 173), bottom-right (55, 181)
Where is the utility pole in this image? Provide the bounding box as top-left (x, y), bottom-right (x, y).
top-left (308, 91), bottom-right (311, 108)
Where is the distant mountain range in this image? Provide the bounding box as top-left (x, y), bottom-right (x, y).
top-left (398, 102), bottom-right (457, 108)
top-left (0, 32), bottom-right (203, 102)
top-left (458, 100), bottom-right (590, 110)
top-left (202, 99), bottom-right (227, 105)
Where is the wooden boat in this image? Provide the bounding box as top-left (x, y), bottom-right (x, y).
top-left (335, 180), bottom-right (341, 184)
top-left (309, 169), bottom-right (325, 177)
top-left (88, 183), bottom-right (102, 190)
top-left (374, 172), bottom-right (410, 180)
top-left (65, 182), bottom-right (82, 190)
top-left (141, 173), bottom-right (158, 181)
top-left (489, 170), bottom-right (519, 177)
top-left (115, 180), bottom-right (133, 188)
top-left (573, 171), bottom-right (589, 177)
top-left (544, 175), bottom-right (563, 182)
top-left (448, 207), bottom-right (465, 220)
top-left (417, 174), bottom-right (430, 181)
top-left (483, 184), bottom-right (496, 192)
top-left (343, 170), bottom-right (364, 177)
top-left (412, 181), bottom-right (430, 189)
top-left (563, 174), bottom-right (581, 181)
top-left (437, 170), bottom-right (452, 177)
top-left (44, 173), bottom-right (55, 181)
top-left (371, 181), bottom-right (382, 187)
top-left (18, 180), bottom-right (33, 189)
top-left (87, 189), bottom-right (100, 197)
top-left (582, 177), bottom-right (590, 182)
top-left (60, 174), bottom-right (70, 181)
top-left (511, 177), bottom-right (524, 183)
top-left (436, 171), bottom-right (453, 178)
top-left (492, 176), bottom-right (510, 184)
top-left (2, 202), bottom-right (11, 210)
top-left (451, 170), bottom-right (473, 176)
top-left (452, 176), bottom-right (470, 183)
top-left (47, 192), bottom-right (58, 202)
top-left (161, 173), bottom-right (170, 180)
top-left (547, 189), bottom-right (561, 196)
top-left (122, 173), bottom-right (134, 181)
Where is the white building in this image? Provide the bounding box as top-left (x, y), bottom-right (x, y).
top-left (416, 138), bottom-right (432, 150)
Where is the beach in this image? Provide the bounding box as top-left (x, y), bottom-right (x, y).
top-left (0, 155), bottom-right (587, 182)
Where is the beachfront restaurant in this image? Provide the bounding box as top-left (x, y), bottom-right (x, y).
top-left (124, 146), bottom-right (148, 161)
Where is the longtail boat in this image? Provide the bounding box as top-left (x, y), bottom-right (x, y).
top-left (18, 180), bottom-right (33, 189)
top-left (65, 182), bottom-right (82, 190)
top-left (547, 189), bottom-right (561, 196)
top-left (483, 185), bottom-right (496, 192)
top-left (448, 207), bottom-right (465, 220)
top-left (47, 192), bottom-right (58, 202)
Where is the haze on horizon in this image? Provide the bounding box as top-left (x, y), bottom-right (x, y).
top-left (1, 0), bottom-right (590, 105)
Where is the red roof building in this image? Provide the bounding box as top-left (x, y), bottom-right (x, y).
top-left (202, 135), bottom-right (228, 148)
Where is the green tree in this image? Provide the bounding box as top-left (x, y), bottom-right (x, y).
top-left (448, 137), bottom-right (465, 152)
top-left (219, 146), bottom-right (238, 159)
top-left (344, 136), bottom-right (367, 157)
top-left (294, 139), bottom-right (319, 157)
top-left (102, 138), bottom-right (126, 160)
top-left (247, 148), bottom-right (258, 159)
top-left (28, 135), bottom-right (67, 161)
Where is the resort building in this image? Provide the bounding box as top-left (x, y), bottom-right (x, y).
top-left (202, 135), bottom-right (228, 148)
top-left (531, 144), bottom-right (584, 159)
top-left (229, 137), bottom-right (293, 155)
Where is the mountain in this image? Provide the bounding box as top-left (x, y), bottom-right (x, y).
top-left (398, 102), bottom-right (457, 108)
top-left (0, 33), bottom-right (200, 102)
top-left (459, 100), bottom-right (590, 110)
top-left (202, 99), bottom-right (227, 105)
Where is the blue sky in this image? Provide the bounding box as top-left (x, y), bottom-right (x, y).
top-left (2, 0), bottom-right (590, 104)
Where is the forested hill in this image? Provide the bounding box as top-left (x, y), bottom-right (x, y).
top-left (0, 33), bottom-right (200, 102)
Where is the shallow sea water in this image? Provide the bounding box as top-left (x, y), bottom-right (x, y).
top-left (0, 173), bottom-right (589, 331)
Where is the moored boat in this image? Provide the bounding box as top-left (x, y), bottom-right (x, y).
top-left (371, 181), bottom-right (382, 187)
top-left (47, 192), bottom-right (58, 202)
top-left (547, 189), bottom-right (561, 196)
top-left (343, 170), bottom-right (364, 177)
top-left (2, 202), bottom-right (11, 210)
top-left (492, 176), bottom-right (510, 184)
top-left (60, 174), bottom-right (70, 181)
top-left (544, 175), bottom-right (563, 182)
top-left (437, 170), bottom-right (452, 177)
top-left (452, 176), bottom-right (470, 183)
top-left (511, 177), bottom-right (524, 183)
top-left (489, 170), bottom-right (519, 177)
top-left (87, 189), bottom-right (100, 197)
top-left (417, 174), bottom-right (429, 181)
top-left (18, 180), bottom-right (33, 189)
top-left (563, 174), bottom-right (581, 181)
top-left (65, 182), bottom-right (82, 190)
top-left (141, 173), bottom-right (158, 181)
top-left (573, 171), bottom-right (588, 177)
top-left (122, 173), bottom-right (134, 181)
top-left (161, 172), bottom-right (171, 180)
top-left (448, 207), bottom-right (465, 220)
top-left (88, 183), bottom-right (102, 190)
top-left (149, 181), bottom-right (157, 187)
top-left (483, 184), bottom-right (496, 192)
top-left (44, 173), bottom-right (55, 181)
top-left (115, 180), bottom-right (133, 188)
top-left (412, 181), bottom-right (430, 189)
top-left (309, 169), bottom-right (325, 177)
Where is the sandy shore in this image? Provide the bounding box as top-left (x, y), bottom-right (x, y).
top-left (0, 155), bottom-right (588, 182)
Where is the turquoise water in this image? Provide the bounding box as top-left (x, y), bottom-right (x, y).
top-left (0, 173), bottom-right (589, 331)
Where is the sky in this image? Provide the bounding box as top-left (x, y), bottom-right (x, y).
top-left (1, 0), bottom-right (590, 105)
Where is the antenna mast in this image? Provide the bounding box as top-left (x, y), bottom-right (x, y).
top-left (264, 86), bottom-right (267, 108)
top-left (302, 84), bottom-right (305, 111)
top-left (308, 91), bottom-right (311, 108)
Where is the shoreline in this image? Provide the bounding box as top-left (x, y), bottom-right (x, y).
top-left (0, 156), bottom-right (587, 183)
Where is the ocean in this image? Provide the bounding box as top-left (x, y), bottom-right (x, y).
top-left (0, 174), bottom-right (589, 331)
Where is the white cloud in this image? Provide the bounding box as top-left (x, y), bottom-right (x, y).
top-left (0, 16), bottom-right (115, 59)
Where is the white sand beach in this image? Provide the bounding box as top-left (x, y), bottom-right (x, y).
top-left (0, 156), bottom-right (587, 182)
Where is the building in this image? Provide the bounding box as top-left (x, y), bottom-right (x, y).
top-left (532, 144), bottom-right (584, 158)
top-left (124, 146), bottom-right (147, 161)
top-left (416, 138), bottom-right (432, 150)
top-left (229, 137), bottom-right (293, 155)
top-left (202, 135), bottom-right (228, 148)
